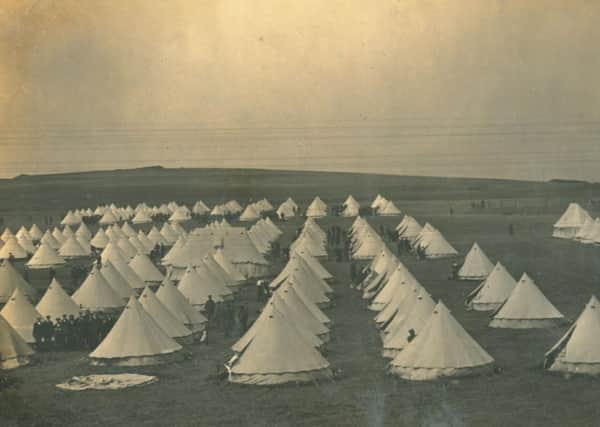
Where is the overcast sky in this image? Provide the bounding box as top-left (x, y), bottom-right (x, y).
top-left (1, 0), bottom-right (599, 180)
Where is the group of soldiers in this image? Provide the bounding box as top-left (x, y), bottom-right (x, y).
top-left (32, 311), bottom-right (118, 352)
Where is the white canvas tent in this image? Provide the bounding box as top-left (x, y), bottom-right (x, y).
top-left (156, 277), bottom-right (207, 335)
top-left (89, 296), bottom-right (183, 366)
top-left (0, 261), bottom-right (36, 303)
top-left (138, 287), bottom-right (193, 344)
top-left (0, 314), bottom-right (34, 369)
top-left (72, 266), bottom-right (125, 312)
top-left (0, 288), bottom-right (42, 344)
top-left (545, 296), bottom-right (600, 375)
top-left (26, 243), bottom-right (66, 270)
top-left (396, 215), bottom-right (423, 242)
top-left (129, 254), bottom-right (165, 284)
top-left (0, 237), bottom-right (28, 260)
top-left (228, 302), bottom-right (332, 385)
top-left (489, 273), bottom-right (565, 329)
top-left (457, 243), bottom-right (494, 280)
top-left (306, 197), bottom-right (327, 218)
top-left (36, 278), bottom-right (81, 319)
top-left (389, 301), bottom-right (495, 380)
top-left (100, 260), bottom-right (136, 301)
top-left (465, 262), bottom-right (517, 311)
top-left (553, 203), bottom-right (591, 239)
top-left (239, 204), bottom-right (261, 222)
top-left (378, 200), bottom-right (402, 216)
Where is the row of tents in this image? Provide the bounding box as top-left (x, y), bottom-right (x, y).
top-left (226, 218), bottom-right (335, 385)
top-left (59, 194), bottom-right (404, 229)
top-left (1, 213), bottom-right (277, 368)
top-left (355, 222), bottom-right (598, 378)
top-left (349, 216), bottom-right (458, 260)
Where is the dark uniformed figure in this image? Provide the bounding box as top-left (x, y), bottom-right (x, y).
top-left (451, 262), bottom-right (461, 279)
top-left (407, 329), bottom-right (416, 343)
top-left (238, 305), bottom-right (249, 334)
top-left (33, 318), bottom-right (43, 350)
top-left (205, 295), bottom-right (216, 323)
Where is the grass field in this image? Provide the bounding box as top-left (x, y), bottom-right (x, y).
top-left (3, 167), bottom-right (600, 426)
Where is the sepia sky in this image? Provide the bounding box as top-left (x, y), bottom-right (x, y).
top-left (1, 0), bottom-right (600, 180)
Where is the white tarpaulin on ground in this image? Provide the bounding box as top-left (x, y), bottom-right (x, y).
top-left (56, 374), bottom-right (158, 391)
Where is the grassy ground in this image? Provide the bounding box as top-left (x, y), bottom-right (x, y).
top-left (3, 168), bottom-right (600, 426)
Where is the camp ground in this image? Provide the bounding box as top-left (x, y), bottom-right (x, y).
top-left (0, 169), bottom-right (600, 426)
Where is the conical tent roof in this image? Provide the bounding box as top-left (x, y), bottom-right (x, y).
top-left (0, 313), bottom-right (34, 369)
top-left (239, 204), bottom-right (261, 222)
top-left (61, 211), bottom-right (81, 226)
top-left (132, 210), bottom-right (152, 224)
top-left (203, 255), bottom-right (234, 287)
top-left (90, 296), bottom-right (182, 363)
top-left (465, 262), bottom-right (516, 311)
top-left (192, 200), bottom-right (210, 215)
top-left (147, 226), bottom-right (168, 246)
top-left (419, 229), bottom-right (458, 259)
top-left (545, 296), bottom-right (600, 374)
top-left (17, 236), bottom-right (35, 255)
top-left (138, 231), bottom-right (156, 252)
top-left (0, 237), bottom-right (28, 260)
top-left (306, 196), bottom-right (327, 218)
top-left (129, 235), bottom-right (149, 255)
top-left (75, 222), bottom-right (92, 240)
top-left (156, 278), bottom-right (207, 332)
top-left (138, 287), bottom-right (192, 340)
top-left (99, 210), bottom-right (118, 225)
top-left (582, 218), bottom-right (600, 243)
top-left (59, 235), bottom-right (88, 258)
top-left (457, 243), bottom-right (494, 280)
top-left (91, 228), bottom-right (110, 249)
top-left (396, 215), bottom-right (423, 241)
top-left (178, 266), bottom-right (225, 307)
top-left (15, 227), bottom-right (31, 241)
top-left (378, 200), bottom-right (402, 216)
top-left (62, 225), bottom-right (74, 239)
top-left (29, 224), bottom-right (44, 241)
top-left (554, 203), bottom-right (591, 228)
top-left (160, 223), bottom-right (179, 245)
top-left (196, 261), bottom-right (233, 298)
top-left (375, 277), bottom-right (422, 328)
top-left (0, 261), bottom-right (36, 303)
top-left (101, 242), bottom-right (145, 290)
top-left (0, 228), bottom-right (13, 242)
top-left (213, 249), bottom-right (246, 284)
top-left (341, 195), bottom-right (360, 217)
top-left (100, 260), bottom-right (135, 300)
top-left (282, 281), bottom-right (331, 326)
top-left (389, 301), bottom-right (494, 380)
top-left (72, 266), bottom-right (125, 312)
top-left (120, 222), bottom-right (137, 238)
top-left (276, 199), bottom-right (296, 218)
top-left (232, 300), bottom-right (322, 356)
top-left (52, 227), bottom-right (65, 245)
top-left (229, 303), bottom-right (331, 385)
top-left (383, 292), bottom-right (436, 358)
top-left (36, 278), bottom-right (81, 319)
top-left (129, 253), bottom-right (165, 283)
top-left (26, 243), bottom-right (66, 270)
top-left (272, 289), bottom-right (328, 339)
top-left (0, 288), bottom-right (42, 343)
top-left (292, 249), bottom-right (333, 281)
top-left (41, 230), bottom-right (61, 250)
top-left (490, 273), bottom-right (564, 328)
top-left (116, 237), bottom-right (138, 260)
